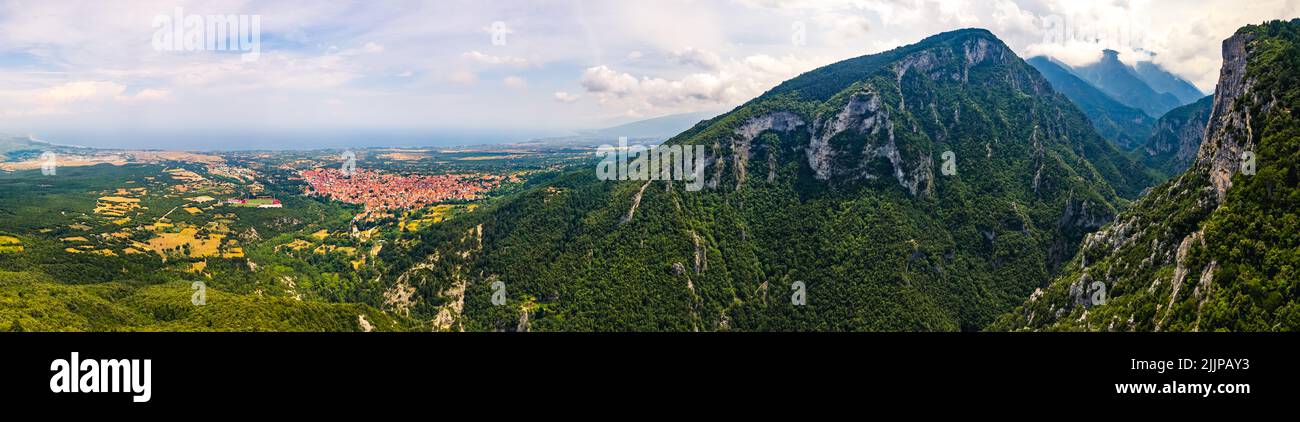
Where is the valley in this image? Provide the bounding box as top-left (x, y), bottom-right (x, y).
top-left (2, 20), bottom-right (1297, 332)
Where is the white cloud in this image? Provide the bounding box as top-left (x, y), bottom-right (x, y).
top-left (671, 47), bottom-right (723, 70)
top-left (2, 0), bottom-right (1298, 141)
top-left (553, 91), bottom-right (581, 103)
top-left (814, 13), bottom-right (873, 44)
top-left (578, 53), bottom-right (823, 117)
top-left (0, 80), bottom-right (168, 117)
top-left (40, 81), bottom-right (127, 104)
top-left (580, 66), bottom-right (641, 97)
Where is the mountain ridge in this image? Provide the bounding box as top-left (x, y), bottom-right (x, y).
top-left (379, 27), bottom-right (1160, 331)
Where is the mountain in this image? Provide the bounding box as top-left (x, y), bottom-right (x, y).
top-left (1026, 56), bottom-right (1155, 149)
top-left (1070, 50), bottom-right (1186, 117)
top-left (377, 28), bottom-right (1156, 331)
top-left (1141, 95), bottom-right (1214, 175)
top-left (512, 112), bottom-right (719, 149)
top-left (994, 19), bottom-right (1300, 332)
top-left (1134, 60), bottom-right (1208, 104)
top-left (585, 112), bottom-right (721, 140)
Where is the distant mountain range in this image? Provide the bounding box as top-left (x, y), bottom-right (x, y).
top-left (512, 112), bottom-right (720, 149)
top-left (1027, 50), bottom-right (1212, 178)
top-left (1133, 60), bottom-right (1207, 105)
top-left (1069, 50), bottom-right (1195, 118)
top-left (1026, 57), bottom-right (1156, 150)
top-left (582, 112), bottom-right (720, 139)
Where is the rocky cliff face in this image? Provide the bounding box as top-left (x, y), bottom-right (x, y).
top-left (1201, 32), bottom-right (1260, 202)
top-left (1142, 95), bottom-right (1213, 176)
top-left (709, 31), bottom-right (1124, 202)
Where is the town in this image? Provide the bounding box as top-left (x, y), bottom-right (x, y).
top-left (301, 167), bottom-right (503, 210)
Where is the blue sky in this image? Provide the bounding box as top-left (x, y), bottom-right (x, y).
top-left (1, 0), bottom-right (1297, 149)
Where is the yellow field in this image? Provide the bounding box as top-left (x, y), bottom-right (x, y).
top-left (145, 228), bottom-right (223, 259)
top-left (222, 247), bottom-right (245, 258)
top-left (94, 195), bottom-right (144, 218)
top-left (98, 196), bottom-right (140, 203)
top-left (379, 152), bottom-right (428, 161)
top-left (0, 235), bottom-right (22, 253)
top-left (279, 239), bottom-right (313, 252)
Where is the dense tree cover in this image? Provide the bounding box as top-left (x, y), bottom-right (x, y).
top-left (0, 270), bottom-right (401, 331)
top-left (0, 163), bottom-right (411, 331)
top-left (994, 19), bottom-right (1300, 332)
top-left (1140, 95), bottom-right (1215, 176)
top-left (380, 29), bottom-right (1159, 331)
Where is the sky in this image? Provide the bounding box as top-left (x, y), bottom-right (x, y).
top-left (0, 0), bottom-right (1298, 149)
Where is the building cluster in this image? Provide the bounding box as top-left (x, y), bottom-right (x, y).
top-left (301, 168), bottom-right (499, 210)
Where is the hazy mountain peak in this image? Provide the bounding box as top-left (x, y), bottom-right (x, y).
top-left (1065, 50), bottom-right (1186, 117)
top-left (1133, 61), bottom-right (1208, 104)
top-left (1026, 56), bottom-right (1155, 150)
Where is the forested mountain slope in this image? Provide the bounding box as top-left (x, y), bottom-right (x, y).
top-left (995, 20), bottom-right (1300, 332)
top-left (378, 29), bottom-right (1157, 331)
top-left (0, 270), bottom-right (403, 331)
top-left (1141, 95), bottom-right (1215, 176)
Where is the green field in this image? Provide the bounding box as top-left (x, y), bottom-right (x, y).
top-left (229, 198), bottom-right (281, 207)
top-left (0, 163), bottom-right (417, 331)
